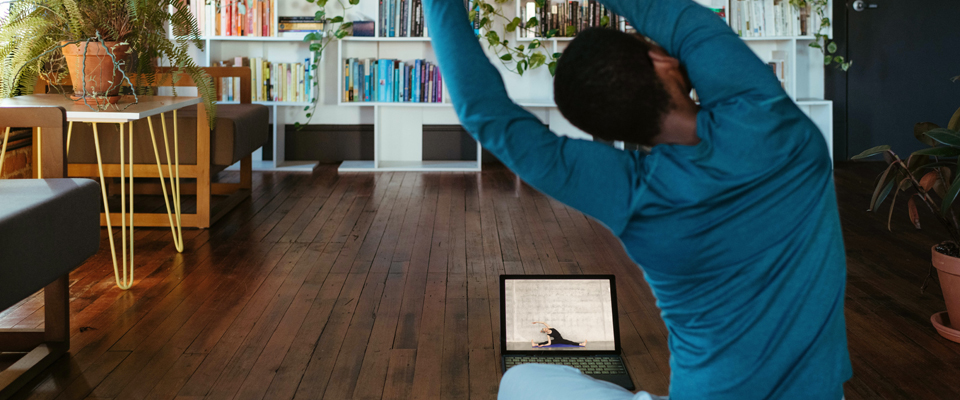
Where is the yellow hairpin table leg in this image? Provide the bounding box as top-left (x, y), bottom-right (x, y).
top-left (147, 112), bottom-right (184, 253)
top-left (92, 122), bottom-right (135, 290)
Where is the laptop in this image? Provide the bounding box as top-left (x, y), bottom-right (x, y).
top-left (500, 274), bottom-right (635, 390)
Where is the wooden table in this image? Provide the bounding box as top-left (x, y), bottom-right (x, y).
top-left (1, 95), bottom-right (202, 289)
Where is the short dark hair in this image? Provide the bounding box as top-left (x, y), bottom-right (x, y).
top-left (554, 28), bottom-right (671, 145)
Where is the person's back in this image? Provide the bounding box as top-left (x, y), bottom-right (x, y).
top-left (421, 0), bottom-right (852, 398)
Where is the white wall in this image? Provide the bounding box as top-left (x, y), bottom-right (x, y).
top-left (504, 279), bottom-right (615, 343)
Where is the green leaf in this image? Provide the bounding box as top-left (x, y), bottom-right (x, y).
top-left (824, 55), bottom-right (832, 65)
top-left (949, 106), bottom-right (960, 131)
top-left (912, 147), bottom-right (960, 157)
top-left (552, 52), bottom-right (561, 59)
top-left (535, 0), bottom-right (546, 7)
top-left (500, 53), bottom-right (512, 61)
top-left (341, 22), bottom-right (353, 29)
top-left (526, 17), bottom-right (538, 29)
top-left (565, 26), bottom-right (576, 36)
top-left (874, 179), bottom-right (895, 212)
top-left (349, 0), bottom-right (360, 4)
top-left (468, 10), bottom-right (477, 22)
top-left (335, 30), bottom-right (348, 39)
top-left (914, 122), bottom-right (941, 146)
top-left (548, 61), bottom-right (557, 76)
top-left (306, 113), bottom-right (312, 118)
top-left (943, 176), bottom-right (960, 216)
top-left (868, 163), bottom-right (896, 211)
top-left (529, 52), bottom-right (546, 69)
top-left (304, 106), bottom-right (310, 111)
top-left (821, 17), bottom-right (831, 27)
top-left (517, 45), bottom-right (525, 51)
top-left (317, 0), bottom-right (328, 6)
top-left (924, 128), bottom-right (960, 147)
top-left (309, 43), bottom-right (321, 51)
top-left (486, 30), bottom-right (500, 42)
top-left (482, 3), bottom-right (495, 13)
top-left (304, 32), bottom-right (322, 42)
top-left (546, 29), bottom-right (558, 38)
top-left (480, 17), bottom-right (490, 27)
top-left (841, 61), bottom-right (852, 71)
top-left (827, 42), bottom-right (837, 54)
top-left (315, 10), bottom-right (325, 20)
top-left (330, 16), bottom-right (344, 23)
top-left (808, 42), bottom-right (821, 49)
top-left (851, 145), bottom-right (891, 160)
top-left (517, 62), bottom-right (524, 75)
top-left (600, 15), bottom-right (610, 27)
top-left (529, 40), bottom-right (540, 50)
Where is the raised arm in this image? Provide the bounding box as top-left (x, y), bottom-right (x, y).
top-left (533, 321), bottom-right (553, 330)
top-left (423, 0), bottom-right (645, 234)
top-left (598, 0), bottom-right (786, 107)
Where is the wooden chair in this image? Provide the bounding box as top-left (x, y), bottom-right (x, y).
top-left (36, 67), bottom-right (268, 228)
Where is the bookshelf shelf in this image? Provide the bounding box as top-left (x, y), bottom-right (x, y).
top-left (202, 36), bottom-right (318, 42)
top-left (341, 37), bottom-right (433, 42)
top-left (337, 101), bottom-right (452, 107)
top-left (740, 36), bottom-right (816, 41)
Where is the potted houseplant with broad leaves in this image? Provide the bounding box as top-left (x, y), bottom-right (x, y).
top-left (852, 104), bottom-right (960, 343)
top-left (0, 0), bottom-right (215, 118)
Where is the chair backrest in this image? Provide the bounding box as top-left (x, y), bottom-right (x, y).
top-left (0, 107), bottom-right (68, 178)
top-left (35, 67), bottom-right (253, 104)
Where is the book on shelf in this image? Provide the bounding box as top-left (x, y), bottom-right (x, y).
top-left (768, 51), bottom-right (787, 89)
top-left (379, 0), bottom-right (427, 37)
top-left (343, 58), bottom-right (443, 103)
top-left (278, 16), bottom-right (325, 32)
top-left (216, 57), bottom-right (312, 103)
top-left (350, 21), bottom-right (376, 37)
top-left (518, 0), bottom-right (628, 39)
top-left (186, 0), bottom-right (273, 37)
top-left (729, 0), bottom-right (813, 38)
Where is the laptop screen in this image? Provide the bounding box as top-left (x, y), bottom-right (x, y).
top-left (500, 275), bottom-right (620, 355)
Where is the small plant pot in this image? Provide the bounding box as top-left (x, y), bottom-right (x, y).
top-left (60, 41), bottom-right (129, 105)
top-left (931, 244), bottom-right (960, 343)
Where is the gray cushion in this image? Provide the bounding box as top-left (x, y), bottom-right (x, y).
top-left (0, 179), bottom-right (100, 311)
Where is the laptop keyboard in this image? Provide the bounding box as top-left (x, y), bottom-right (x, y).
top-left (504, 356), bottom-right (627, 375)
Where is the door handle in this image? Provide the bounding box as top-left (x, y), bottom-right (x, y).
top-left (852, 0), bottom-right (878, 11)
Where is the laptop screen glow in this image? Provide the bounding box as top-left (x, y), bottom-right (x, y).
top-left (503, 278), bottom-right (617, 352)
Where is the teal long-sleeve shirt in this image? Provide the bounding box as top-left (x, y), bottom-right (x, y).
top-left (422, 0), bottom-right (852, 398)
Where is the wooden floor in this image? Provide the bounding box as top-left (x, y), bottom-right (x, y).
top-left (2, 162), bottom-right (960, 399)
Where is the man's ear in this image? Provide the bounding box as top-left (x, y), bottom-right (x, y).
top-left (649, 50), bottom-right (680, 68)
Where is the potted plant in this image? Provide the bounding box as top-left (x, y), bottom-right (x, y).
top-left (0, 0), bottom-right (215, 117)
top-left (852, 105), bottom-right (960, 343)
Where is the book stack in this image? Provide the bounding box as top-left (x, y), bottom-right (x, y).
top-left (216, 57), bottom-right (313, 104)
top-left (379, 0), bottom-right (427, 37)
top-left (519, 0), bottom-right (628, 39)
top-left (729, 0), bottom-right (813, 37)
top-left (342, 58), bottom-right (444, 103)
top-left (187, 0), bottom-right (274, 37)
top-left (278, 16), bottom-right (324, 33)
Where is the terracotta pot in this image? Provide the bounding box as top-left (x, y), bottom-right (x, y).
top-left (931, 244), bottom-right (960, 343)
top-left (60, 41), bottom-right (130, 105)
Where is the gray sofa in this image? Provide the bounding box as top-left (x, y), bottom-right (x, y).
top-left (0, 106), bottom-right (100, 400)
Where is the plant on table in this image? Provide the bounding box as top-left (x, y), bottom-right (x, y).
top-left (0, 0), bottom-right (216, 122)
top-left (852, 103), bottom-right (960, 343)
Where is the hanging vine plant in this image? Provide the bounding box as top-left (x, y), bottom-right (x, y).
top-left (790, 0), bottom-right (852, 71)
top-left (469, 0), bottom-right (563, 76)
top-left (296, 0), bottom-right (358, 128)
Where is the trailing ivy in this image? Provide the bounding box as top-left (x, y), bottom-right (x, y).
top-left (297, 0), bottom-right (357, 129)
top-left (791, 0), bottom-right (852, 71)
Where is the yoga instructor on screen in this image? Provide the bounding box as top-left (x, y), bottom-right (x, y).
top-left (531, 321), bottom-right (587, 348)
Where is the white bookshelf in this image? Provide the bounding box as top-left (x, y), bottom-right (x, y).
top-left (334, 0), bottom-right (482, 172)
top-left (176, 1), bottom-right (323, 172)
